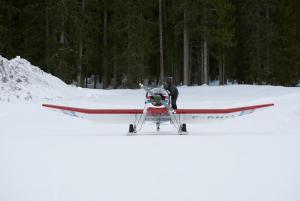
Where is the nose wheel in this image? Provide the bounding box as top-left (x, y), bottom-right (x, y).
top-left (156, 123), bottom-right (160, 131)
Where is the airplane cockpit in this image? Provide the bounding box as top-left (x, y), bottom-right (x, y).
top-left (145, 88), bottom-right (169, 107)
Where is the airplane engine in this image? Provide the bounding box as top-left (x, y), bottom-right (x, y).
top-left (145, 88), bottom-right (169, 107)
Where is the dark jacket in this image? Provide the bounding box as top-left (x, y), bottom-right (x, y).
top-left (165, 84), bottom-right (178, 98)
top-left (164, 83), bottom-right (178, 109)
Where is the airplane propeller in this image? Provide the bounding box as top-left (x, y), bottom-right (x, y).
top-left (139, 83), bottom-right (175, 113)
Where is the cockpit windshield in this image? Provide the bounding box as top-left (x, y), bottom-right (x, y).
top-left (145, 88), bottom-right (169, 107)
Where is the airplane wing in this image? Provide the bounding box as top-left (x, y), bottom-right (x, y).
top-left (174, 103), bottom-right (274, 123)
top-left (42, 104), bottom-right (143, 123)
top-left (42, 103), bottom-right (274, 124)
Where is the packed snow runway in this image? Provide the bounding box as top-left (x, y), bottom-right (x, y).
top-left (1, 86), bottom-right (300, 201)
top-left (1, 134), bottom-right (300, 201)
top-left (1, 57), bottom-right (300, 201)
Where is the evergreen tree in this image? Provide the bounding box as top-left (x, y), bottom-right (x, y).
top-left (0, 0), bottom-right (299, 87)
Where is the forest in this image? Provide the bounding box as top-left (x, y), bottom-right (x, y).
top-left (0, 0), bottom-right (299, 88)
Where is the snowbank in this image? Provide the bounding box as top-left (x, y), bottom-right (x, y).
top-left (0, 55), bottom-right (78, 101)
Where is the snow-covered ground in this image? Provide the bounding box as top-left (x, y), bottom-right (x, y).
top-left (1, 56), bottom-right (300, 201)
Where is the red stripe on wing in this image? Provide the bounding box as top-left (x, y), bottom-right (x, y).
top-left (176, 103), bottom-right (274, 114)
top-left (42, 104), bottom-right (143, 114)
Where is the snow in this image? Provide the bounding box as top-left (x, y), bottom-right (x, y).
top-left (1, 56), bottom-right (300, 201)
top-left (0, 55), bottom-right (87, 101)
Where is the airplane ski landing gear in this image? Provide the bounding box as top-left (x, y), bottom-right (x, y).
top-left (179, 123), bottom-right (188, 135)
top-left (128, 124), bottom-right (137, 135)
top-left (156, 123), bottom-right (160, 131)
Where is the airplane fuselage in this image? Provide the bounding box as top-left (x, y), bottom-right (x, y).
top-left (143, 87), bottom-right (172, 125)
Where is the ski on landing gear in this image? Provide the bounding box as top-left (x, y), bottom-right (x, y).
top-left (179, 123), bottom-right (188, 135)
top-left (127, 124), bottom-right (137, 136)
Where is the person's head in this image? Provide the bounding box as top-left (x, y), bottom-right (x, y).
top-left (162, 77), bottom-right (172, 89)
top-left (165, 77), bottom-right (173, 85)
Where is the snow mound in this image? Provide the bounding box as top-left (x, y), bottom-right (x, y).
top-left (0, 55), bottom-right (77, 101)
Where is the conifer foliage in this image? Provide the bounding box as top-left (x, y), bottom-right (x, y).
top-left (0, 0), bottom-right (299, 87)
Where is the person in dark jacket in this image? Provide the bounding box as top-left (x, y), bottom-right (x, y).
top-left (164, 77), bottom-right (179, 109)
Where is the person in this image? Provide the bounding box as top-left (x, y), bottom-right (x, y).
top-left (163, 77), bottom-right (179, 109)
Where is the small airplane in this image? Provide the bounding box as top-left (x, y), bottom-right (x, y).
top-left (43, 84), bottom-right (274, 135)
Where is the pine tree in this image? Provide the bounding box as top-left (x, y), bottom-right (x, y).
top-left (0, 0), bottom-right (299, 87)
top-left (0, 1), bottom-right (20, 58)
top-left (271, 0), bottom-right (300, 85)
top-left (208, 0), bottom-right (235, 85)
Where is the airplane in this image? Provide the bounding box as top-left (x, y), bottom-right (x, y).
top-left (42, 84), bottom-right (274, 135)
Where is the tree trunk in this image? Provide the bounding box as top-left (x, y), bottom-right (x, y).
top-left (59, 0), bottom-right (65, 74)
top-left (219, 47), bottom-right (226, 85)
top-left (202, 6), bottom-right (209, 85)
top-left (78, 43), bottom-right (83, 86)
top-left (189, 40), bottom-right (192, 84)
top-left (202, 38), bottom-right (208, 84)
top-left (140, 4), bottom-right (145, 82)
top-left (223, 48), bottom-right (226, 85)
top-left (60, 30), bottom-right (64, 44)
top-left (126, 0), bottom-right (130, 88)
top-left (183, 8), bottom-right (189, 85)
top-left (77, 0), bottom-right (85, 87)
top-left (94, 75), bottom-right (97, 89)
top-left (45, 0), bottom-right (49, 70)
top-left (266, 4), bottom-right (270, 78)
top-left (197, 46), bottom-right (201, 85)
top-left (102, 2), bottom-right (108, 88)
top-left (60, 3), bottom-right (65, 46)
top-left (113, 47), bottom-right (117, 88)
top-left (159, 0), bottom-right (164, 81)
top-left (255, 7), bottom-right (261, 83)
